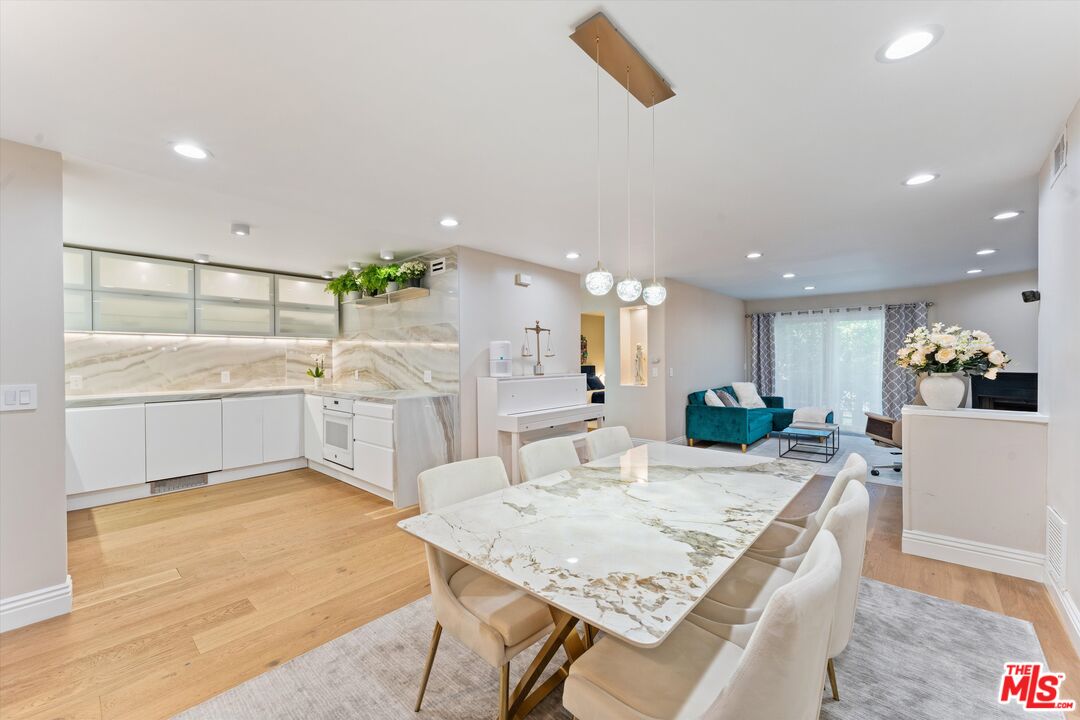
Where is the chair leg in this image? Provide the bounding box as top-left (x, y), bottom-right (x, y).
top-left (499, 662), bottom-right (510, 720)
top-left (414, 621), bottom-right (442, 712)
top-left (741, 443), bottom-right (748, 453)
top-left (827, 658), bottom-right (839, 701)
top-left (688, 438), bottom-right (695, 447)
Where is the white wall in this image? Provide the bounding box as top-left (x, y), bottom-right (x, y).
top-left (1039, 100), bottom-right (1080, 645)
top-left (457, 246), bottom-right (582, 459)
top-left (663, 280), bottom-right (746, 441)
top-left (745, 270), bottom-right (1039, 373)
top-left (0, 140), bottom-right (70, 629)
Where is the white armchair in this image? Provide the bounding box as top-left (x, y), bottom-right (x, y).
top-left (518, 436), bottom-right (581, 482)
top-left (584, 426), bottom-right (633, 461)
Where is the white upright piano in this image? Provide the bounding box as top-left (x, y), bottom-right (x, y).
top-left (477, 374), bottom-right (605, 483)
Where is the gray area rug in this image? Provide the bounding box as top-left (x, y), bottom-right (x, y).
top-left (176, 578), bottom-right (1056, 719)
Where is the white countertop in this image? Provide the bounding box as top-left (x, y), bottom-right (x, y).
top-left (901, 405), bottom-right (1048, 424)
top-left (65, 386), bottom-right (454, 408)
top-left (398, 442), bottom-right (817, 648)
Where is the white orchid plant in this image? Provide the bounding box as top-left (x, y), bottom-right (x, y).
top-left (306, 353), bottom-right (326, 379)
top-left (896, 323), bottom-right (1010, 379)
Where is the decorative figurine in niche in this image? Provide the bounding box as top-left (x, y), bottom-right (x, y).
top-left (634, 343), bottom-right (646, 385)
top-left (580, 334), bottom-right (588, 365)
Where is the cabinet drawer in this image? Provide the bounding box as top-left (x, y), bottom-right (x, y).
top-left (353, 440), bottom-right (394, 491)
top-left (145, 400), bottom-right (223, 481)
top-left (353, 400), bottom-right (393, 419)
top-left (66, 404), bottom-right (146, 493)
top-left (353, 415), bottom-right (393, 448)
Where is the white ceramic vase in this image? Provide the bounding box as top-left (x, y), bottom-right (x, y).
top-left (312, 378), bottom-right (322, 389)
top-left (920, 372), bottom-right (965, 410)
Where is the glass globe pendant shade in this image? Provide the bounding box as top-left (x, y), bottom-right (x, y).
top-left (642, 281), bottom-right (667, 306)
top-left (585, 263), bottom-right (614, 296)
top-left (616, 275), bottom-right (642, 302)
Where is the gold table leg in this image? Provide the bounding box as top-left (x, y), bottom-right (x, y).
top-left (507, 609), bottom-right (579, 719)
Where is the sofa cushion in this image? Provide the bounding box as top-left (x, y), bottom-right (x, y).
top-left (717, 389), bottom-right (738, 407)
top-left (732, 382), bottom-right (767, 409)
top-left (704, 389), bottom-right (724, 407)
top-left (687, 390), bottom-right (707, 406)
top-left (763, 407), bottom-right (795, 430)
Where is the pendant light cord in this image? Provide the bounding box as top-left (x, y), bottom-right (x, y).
top-left (651, 92), bottom-right (656, 283)
top-left (625, 66), bottom-right (631, 276)
top-left (595, 36), bottom-right (601, 266)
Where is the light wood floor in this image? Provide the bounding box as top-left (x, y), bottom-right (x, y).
top-left (0, 469), bottom-right (1076, 718)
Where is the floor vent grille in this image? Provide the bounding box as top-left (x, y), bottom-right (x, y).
top-left (151, 473), bottom-right (209, 495)
top-left (1047, 505), bottom-right (1067, 583)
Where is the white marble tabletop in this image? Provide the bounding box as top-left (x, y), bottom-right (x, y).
top-left (398, 442), bottom-right (817, 647)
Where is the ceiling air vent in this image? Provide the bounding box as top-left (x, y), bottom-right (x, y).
top-left (429, 257), bottom-right (447, 275)
top-left (1051, 126), bottom-right (1068, 187)
top-left (1047, 505), bottom-right (1067, 584)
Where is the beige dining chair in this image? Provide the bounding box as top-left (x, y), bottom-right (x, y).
top-left (747, 452), bottom-right (866, 563)
top-left (414, 457), bottom-right (556, 719)
top-left (584, 426), bottom-right (633, 461)
top-left (518, 436), bottom-right (581, 482)
top-left (690, 480), bottom-right (870, 702)
top-left (562, 530), bottom-right (842, 720)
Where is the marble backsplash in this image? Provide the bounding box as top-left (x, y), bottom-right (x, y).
top-left (333, 248), bottom-right (459, 395)
top-left (64, 333), bottom-right (332, 396)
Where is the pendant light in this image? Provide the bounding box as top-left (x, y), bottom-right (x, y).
top-left (642, 92), bottom-right (667, 306)
top-left (616, 65), bottom-right (642, 302)
top-left (584, 35), bottom-right (614, 296)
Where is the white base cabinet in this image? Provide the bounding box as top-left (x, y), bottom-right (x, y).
top-left (303, 394), bottom-right (324, 463)
top-left (145, 400), bottom-right (223, 481)
top-left (262, 395), bottom-right (302, 463)
top-left (65, 404), bottom-right (146, 493)
top-left (222, 395), bottom-right (302, 469)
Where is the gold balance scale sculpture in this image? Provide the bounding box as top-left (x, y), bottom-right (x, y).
top-left (521, 320), bottom-right (556, 376)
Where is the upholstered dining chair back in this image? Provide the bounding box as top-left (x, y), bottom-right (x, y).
top-left (821, 480), bottom-right (870, 659)
top-left (418, 456), bottom-right (509, 581)
top-left (518, 437), bottom-right (581, 482)
top-left (810, 453), bottom-right (867, 531)
top-left (705, 530), bottom-right (841, 720)
top-left (584, 426), bottom-right (633, 461)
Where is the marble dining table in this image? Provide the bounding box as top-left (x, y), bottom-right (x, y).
top-left (398, 441), bottom-right (818, 715)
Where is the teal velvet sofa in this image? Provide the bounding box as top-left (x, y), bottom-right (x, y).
top-left (685, 385), bottom-right (833, 451)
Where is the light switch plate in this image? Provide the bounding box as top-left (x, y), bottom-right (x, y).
top-left (0, 384), bottom-right (37, 412)
top-left (69, 374), bottom-right (83, 390)
top-left (669, 367), bottom-right (674, 377)
top-left (423, 370), bottom-right (433, 383)
top-left (651, 367), bottom-right (658, 378)
top-left (220, 371), bottom-right (231, 384)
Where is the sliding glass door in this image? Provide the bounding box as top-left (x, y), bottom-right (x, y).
top-left (774, 308), bottom-right (885, 432)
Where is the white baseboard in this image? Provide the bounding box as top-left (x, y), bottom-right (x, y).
top-left (0, 575), bottom-right (72, 633)
top-left (67, 457), bottom-right (307, 510)
top-left (902, 529), bottom-right (1045, 581)
top-left (1046, 572), bottom-right (1080, 658)
top-left (668, 436), bottom-right (688, 445)
top-left (306, 459), bottom-right (393, 503)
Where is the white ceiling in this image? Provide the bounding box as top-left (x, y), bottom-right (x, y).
top-left (2, 1), bottom-right (1078, 298)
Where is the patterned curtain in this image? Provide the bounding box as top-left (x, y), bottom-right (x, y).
top-left (881, 302), bottom-right (929, 417)
top-left (749, 313), bottom-right (776, 395)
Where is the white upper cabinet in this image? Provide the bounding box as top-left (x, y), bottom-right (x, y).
top-left (196, 301), bottom-right (275, 336)
top-left (196, 266), bottom-right (274, 304)
top-left (93, 251), bottom-right (194, 298)
top-left (275, 306), bottom-right (337, 338)
top-left (93, 293), bottom-right (195, 333)
top-left (64, 289), bottom-right (93, 331)
top-left (275, 275), bottom-right (335, 307)
top-left (63, 247), bottom-right (92, 290)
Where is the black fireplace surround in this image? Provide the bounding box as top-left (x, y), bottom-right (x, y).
top-left (970, 371), bottom-right (1038, 412)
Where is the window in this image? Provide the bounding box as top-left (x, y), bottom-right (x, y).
top-left (774, 308), bottom-right (884, 431)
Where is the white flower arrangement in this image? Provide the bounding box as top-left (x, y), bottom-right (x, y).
top-left (896, 324), bottom-right (1010, 378)
top-left (306, 353), bottom-right (326, 379)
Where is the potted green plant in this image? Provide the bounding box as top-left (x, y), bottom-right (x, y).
top-left (398, 259), bottom-right (427, 288)
top-left (306, 353), bottom-right (326, 388)
top-left (359, 263), bottom-right (389, 296)
top-left (324, 270), bottom-right (360, 302)
top-left (382, 263), bottom-right (402, 293)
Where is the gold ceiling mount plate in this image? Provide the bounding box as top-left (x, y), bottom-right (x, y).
top-left (570, 12), bottom-right (675, 108)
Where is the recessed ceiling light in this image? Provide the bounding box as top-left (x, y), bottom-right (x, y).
top-left (230, 222), bottom-right (250, 237)
top-left (379, 249), bottom-right (395, 261)
top-left (565, 251), bottom-right (580, 260)
top-left (321, 270), bottom-right (334, 279)
top-left (746, 252), bottom-right (763, 259)
top-left (439, 217), bottom-right (459, 228)
top-left (992, 210), bottom-right (1022, 221)
top-left (877, 27), bottom-right (942, 63)
top-left (976, 248), bottom-right (996, 256)
top-left (804, 285), bottom-right (815, 291)
top-left (172, 142), bottom-right (209, 160)
top-left (194, 253), bottom-right (210, 264)
top-left (782, 273), bottom-right (796, 279)
top-left (348, 261), bottom-right (362, 271)
top-left (904, 173), bottom-right (938, 186)
top-left (967, 268), bottom-right (982, 274)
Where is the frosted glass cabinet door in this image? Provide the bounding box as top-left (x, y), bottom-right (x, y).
top-left (196, 301), bottom-right (275, 336)
top-left (275, 307), bottom-right (337, 338)
top-left (275, 275), bottom-right (336, 307)
top-left (196, 266), bottom-right (274, 304)
top-left (64, 289), bottom-right (93, 331)
top-left (93, 251), bottom-right (194, 297)
top-left (93, 292), bottom-right (195, 333)
top-left (63, 247), bottom-right (92, 289)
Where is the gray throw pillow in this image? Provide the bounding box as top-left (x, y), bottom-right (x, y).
top-left (717, 390), bottom-right (739, 407)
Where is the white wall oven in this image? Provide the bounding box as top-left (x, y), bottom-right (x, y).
top-left (322, 397), bottom-right (353, 469)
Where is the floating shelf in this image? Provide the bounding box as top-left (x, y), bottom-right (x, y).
top-left (345, 286), bottom-right (430, 307)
